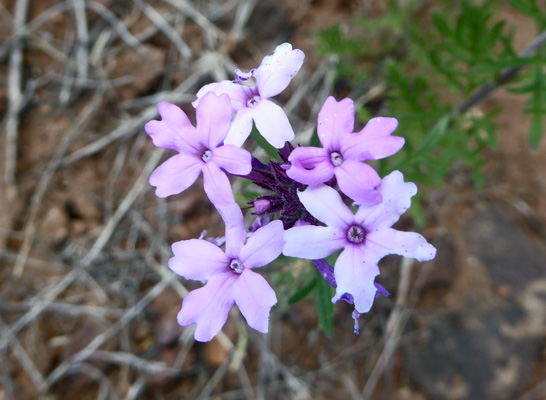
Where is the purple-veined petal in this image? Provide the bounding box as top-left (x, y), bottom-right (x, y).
top-left (212, 145), bottom-right (252, 175)
top-left (297, 184), bottom-right (354, 227)
top-left (335, 160), bottom-right (382, 206)
top-left (252, 100), bottom-right (295, 148)
top-left (194, 81), bottom-right (251, 113)
top-left (169, 239), bottom-right (228, 281)
top-left (332, 245), bottom-right (380, 313)
top-left (283, 225), bottom-right (345, 259)
top-left (202, 162), bottom-right (235, 207)
top-left (177, 273), bottom-right (236, 342)
top-left (313, 259), bottom-right (336, 288)
top-left (149, 154), bottom-right (202, 198)
top-left (240, 220), bottom-right (285, 269)
top-left (233, 270), bottom-right (277, 333)
top-left (366, 228), bottom-right (437, 262)
top-left (254, 43), bottom-right (304, 99)
top-left (196, 92), bottom-right (233, 149)
top-left (342, 117), bottom-right (404, 161)
top-left (317, 97), bottom-right (355, 151)
top-left (286, 147), bottom-right (333, 185)
top-left (355, 170), bottom-right (417, 229)
top-left (225, 107), bottom-right (254, 147)
top-left (145, 102), bottom-right (200, 154)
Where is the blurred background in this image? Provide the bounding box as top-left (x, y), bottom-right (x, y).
top-left (1, 0), bottom-right (546, 399)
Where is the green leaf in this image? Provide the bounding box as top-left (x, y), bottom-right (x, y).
top-left (250, 123), bottom-right (279, 159)
top-left (315, 268), bottom-right (334, 336)
top-left (432, 13), bottom-right (452, 37)
top-left (289, 277), bottom-right (317, 304)
top-left (309, 127), bottom-right (320, 147)
top-left (529, 113), bottom-right (544, 149)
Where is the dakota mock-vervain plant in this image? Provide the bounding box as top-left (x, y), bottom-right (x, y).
top-left (146, 43), bottom-right (436, 342)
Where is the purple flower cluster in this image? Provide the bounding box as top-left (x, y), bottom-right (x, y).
top-left (145, 43), bottom-right (436, 342)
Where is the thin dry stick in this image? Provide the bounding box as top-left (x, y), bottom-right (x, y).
top-left (13, 87), bottom-right (105, 276)
top-left (45, 274), bottom-right (174, 387)
top-left (61, 73), bottom-right (202, 166)
top-left (134, 0), bottom-right (192, 59)
top-left (71, 0), bottom-right (89, 84)
top-left (86, 0), bottom-right (143, 50)
top-left (360, 257), bottom-right (414, 400)
top-left (0, 315), bottom-right (47, 393)
top-left (90, 350), bottom-right (178, 375)
top-left (162, 0), bottom-right (224, 45)
top-left (1, 147), bottom-right (163, 350)
top-left (230, 0), bottom-right (258, 41)
top-left (81, 148), bottom-right (163, 266)
top-left (4, 0), bottom-right (30, 200)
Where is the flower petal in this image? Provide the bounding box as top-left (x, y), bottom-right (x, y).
top-left (196, 92), bottom-right (233, 148)
top-left (342, 117), bottom-right (404, 161)
top-left (366, 228), bottom-right (437, 262)
top-left (334, 160), bottom-right (382, 206)
top-left (332, 245), bottom-right (380, 313)
top-left (194, 81), bottom-right (251, 113)
top-left (225, 107), bottom-right (254, 147)
top-left (233, 270), bottom-right (277, 333)
top-left (255, 43), bottom-right (304, 99)
top-left (212, 145), bottom-right (252, 175)
top-left (252, 100), bottom-right (295, 148)
top-left (286, 146), bottom-right (333, 185)
top-left (297, 184), bottom-right (354, 227)
top-left (218, 202), bottom-right (247, 258)
top-left (283, 225), bottom-right (345, 259)
top-left (145, 102), bottom-right (200, 154)
top-left (355, 170), bottom-right (417, 229)
top-left (149, 154), bottom-right (202, 198)
top-left (240, 220), bottom-right (285, 269)
top-left (169, 239), bottom-right (228, 281)
top-left (317, 97), bottom-right (355, 150)
top-left (177, 273), bottom-right (236, 342)
top-left (202, 162), bottom-right (235, 207)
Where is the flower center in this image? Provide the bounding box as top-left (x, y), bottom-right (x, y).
top-left (201, 149), bottom-right (212, 162)
top-left (330, 151), bottom-right (344, 167)
top-left (346, 225), bottom-right (366, 244)
top-left (247, 95), bottom-right (261, 107)
top-left (229, 259), bottom-right (244, 274)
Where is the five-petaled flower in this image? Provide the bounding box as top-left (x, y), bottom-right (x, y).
top-left (287, 96), bottom-right (404, 206)
top-left (145, 92), bottom-right (251, 207)
top-left (283, 171), bottom-right (436, 314)
top-left (169, 218), bottom-right (285, 342)
top-left (193, 43), bottom-right (304, 148)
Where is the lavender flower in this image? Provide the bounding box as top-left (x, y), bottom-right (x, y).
top-left (283, 171), bottom-right (436, 314)
top-left (193, 43), bottom-right (304, 148)
top-left (145, 92), bottom-right (251, 207)
top-left (169, 217), bottom-right (285, 342)
top-left (313, 259), bottom-right (390, 334)
top-left (287, 96), bottom-right (404, 205)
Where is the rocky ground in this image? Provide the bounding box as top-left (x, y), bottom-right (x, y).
top-left (1, 1), bottom-right (545, 399)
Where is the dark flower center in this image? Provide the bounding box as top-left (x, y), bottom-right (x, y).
top-left (330, 151), bottom-right (344, 167)
top-left (247, 95), bottom-right (261, 107)
top-left (346, 225), bottom-right (366, 244)
top-left (229, 259), bottom-right (244, 274)
top-left (202, 149), bottom-right (213, 162)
